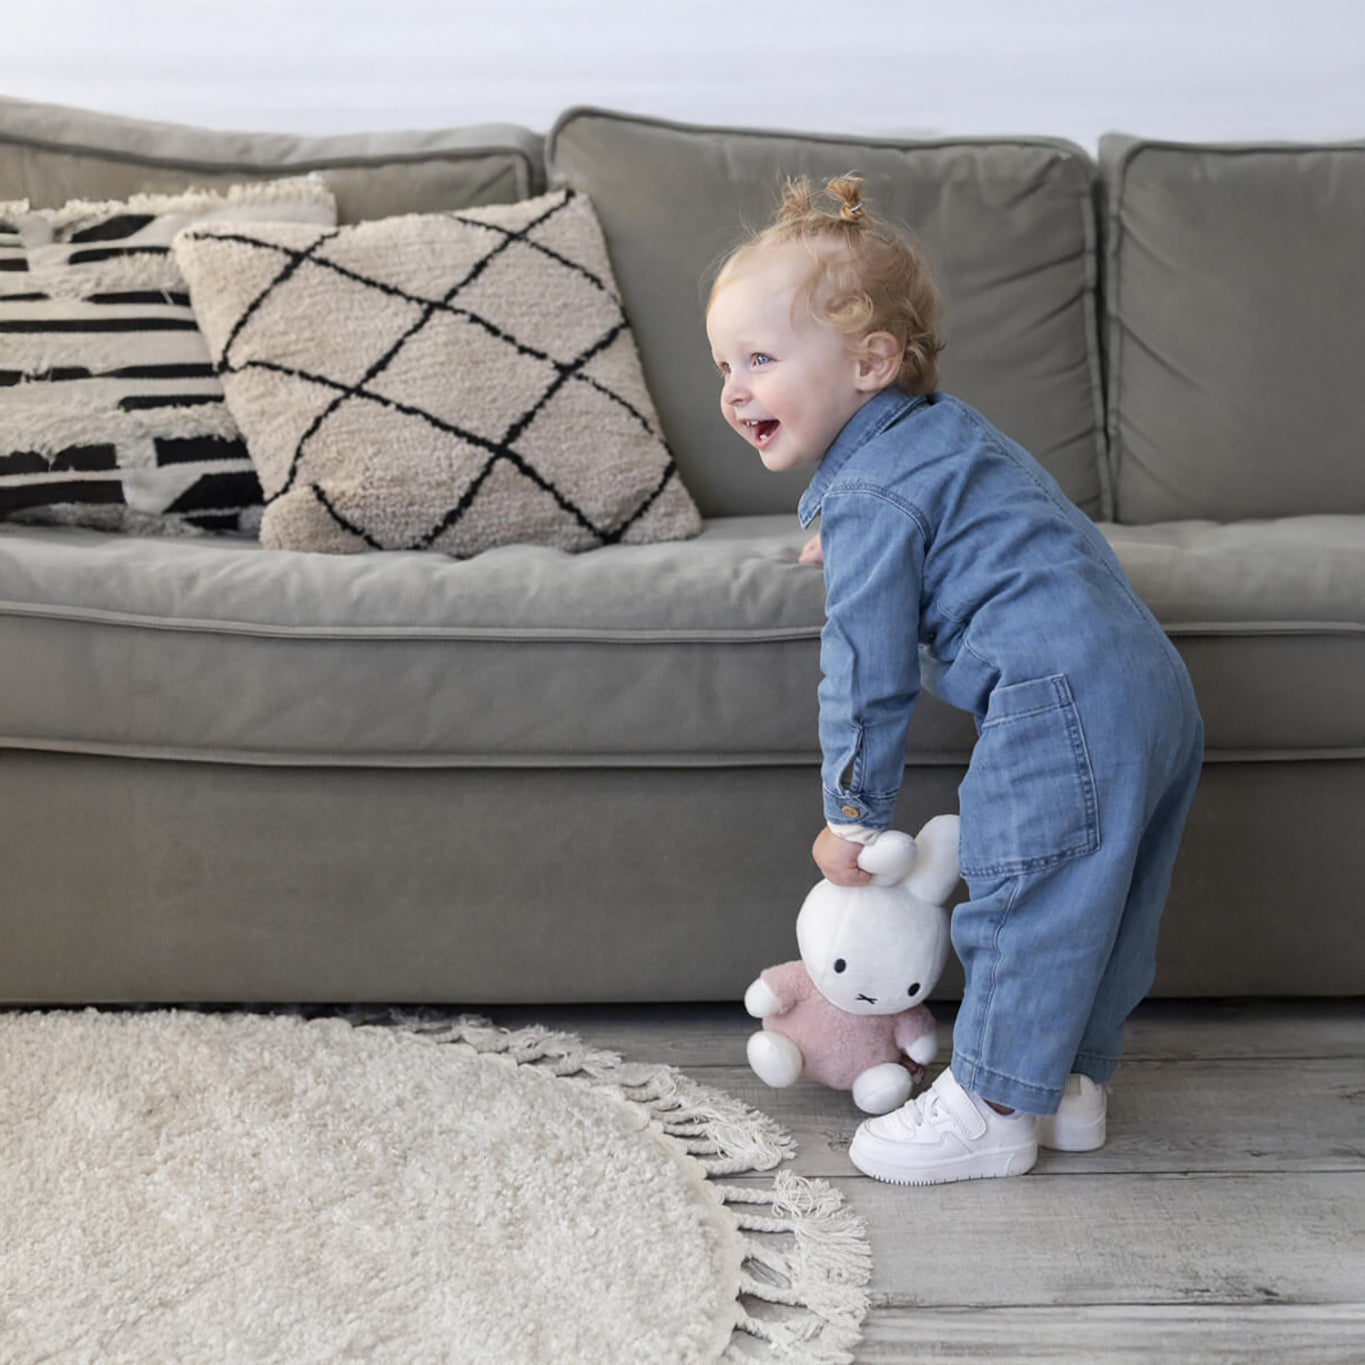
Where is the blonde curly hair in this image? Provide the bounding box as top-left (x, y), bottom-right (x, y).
top-left (709, 174), bottom-right (944, 395)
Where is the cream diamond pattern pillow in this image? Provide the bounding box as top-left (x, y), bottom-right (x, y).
top-left (172, 190), bottom-right (702, 555)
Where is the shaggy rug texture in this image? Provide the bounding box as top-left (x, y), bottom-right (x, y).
top-left (0, 1009), bottom-right (870, 1364)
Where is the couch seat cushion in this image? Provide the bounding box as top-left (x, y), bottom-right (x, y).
top-left (0, 516), bottom-right (834, 766)
top-left (0, 514), bottom-right (1359, 767)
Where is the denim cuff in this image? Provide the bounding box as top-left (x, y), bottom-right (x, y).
top-left (822, 786), bottom-right (896, 829)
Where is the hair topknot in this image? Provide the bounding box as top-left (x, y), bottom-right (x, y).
top-left (827, 175), bottom-right (867, 222)
top-left (711, 172), bottom-right (944, 395)
top-left (778, 174), bottom-right (867, 226)
top-left (778, 178), bottom-right (815, 219)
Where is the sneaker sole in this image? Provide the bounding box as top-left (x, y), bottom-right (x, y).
top-left (848, 1135), bottom-right (1038, 1186)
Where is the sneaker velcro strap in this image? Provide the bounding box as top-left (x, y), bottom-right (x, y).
top-left (934, 1072), bottom-right (988, 1140)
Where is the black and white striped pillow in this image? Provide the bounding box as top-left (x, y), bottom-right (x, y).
top-left (0, 177), bottom-right (336, 535)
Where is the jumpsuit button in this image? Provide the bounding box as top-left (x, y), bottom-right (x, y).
top-left (841, 805), bottom-right (860, 818)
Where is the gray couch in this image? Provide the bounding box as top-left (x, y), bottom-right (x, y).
top-left (1, 97), bottom-right (1361, 1003)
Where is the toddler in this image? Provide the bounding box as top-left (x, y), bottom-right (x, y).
top-left (706, 176), bottom-right (1204, 1185)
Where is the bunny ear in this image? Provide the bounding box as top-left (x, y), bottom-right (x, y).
top-left (855, 830), bottom-right (918, 885)
top-left (902, 815), bottom-right (961, 905)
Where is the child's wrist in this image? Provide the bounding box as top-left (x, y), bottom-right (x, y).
top-left (826, 821), bottom-right (883, 845)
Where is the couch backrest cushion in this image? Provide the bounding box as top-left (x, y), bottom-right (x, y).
top-left (1101, 134), bottom-right (1365, 523)
top-left (0, 95), bottom-right (544, 222)
top-left (548, 108), bottom-right (1106, 520)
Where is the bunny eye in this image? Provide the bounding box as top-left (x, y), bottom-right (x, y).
top-left (833, 959), bottom-right (847, 973)
top-left (907, 982), bottom-right (921, 997)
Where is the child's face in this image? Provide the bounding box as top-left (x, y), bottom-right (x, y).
top-left (706, 247), bottom-right (878, 474)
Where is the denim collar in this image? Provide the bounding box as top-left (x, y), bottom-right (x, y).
top-left (797, 387), bottom-right (928, 527)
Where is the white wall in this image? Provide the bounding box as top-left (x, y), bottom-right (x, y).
top-left (1, 0), bottom-right (1362, 151)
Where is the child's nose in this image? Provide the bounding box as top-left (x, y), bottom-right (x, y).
top-left (722, 372), bottom-right (748, 406)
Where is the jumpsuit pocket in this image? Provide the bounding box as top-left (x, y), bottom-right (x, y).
top-left (957, 673), bottom-right (1100, 879)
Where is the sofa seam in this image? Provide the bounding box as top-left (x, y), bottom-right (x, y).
top-left (0, 600), bottom-right (1354, 636)
top-left (1105, 138), bottom-right (1130, 523)
top-left (0, 603), bottom-right (1359, 640)
top-left (0, 738), bottom-right (1360, 767)
top-left (547, 104), bottom-right (1095, 161)
top-left (0, 603), bottom-right (828, 643)
top-left (1087, 162), bottom-right (1114, 521)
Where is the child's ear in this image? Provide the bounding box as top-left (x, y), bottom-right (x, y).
top-left (855, 332), bottom-right (900, 390)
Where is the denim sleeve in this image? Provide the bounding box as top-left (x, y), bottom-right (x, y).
top-left (817, 489), bottom-right (924, 830)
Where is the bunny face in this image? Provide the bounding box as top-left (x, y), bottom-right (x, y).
top-left (795, 881), bottom-right (951, 1016)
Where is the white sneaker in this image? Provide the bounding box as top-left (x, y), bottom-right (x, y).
top-left (848, 1068), bottom-right (1037, 1186)
top-left (1035, 1074), bottom-right (1108, 1152)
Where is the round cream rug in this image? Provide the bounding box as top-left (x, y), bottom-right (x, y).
top-left (0, 1009), bottom-right (870, 1364)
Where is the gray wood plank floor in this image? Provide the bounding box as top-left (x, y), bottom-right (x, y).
top-left (477, 999), bottom-right (1365, 1364)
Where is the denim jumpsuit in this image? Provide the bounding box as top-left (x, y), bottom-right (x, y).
top-left (798, 387), bottom-right (1204, 1115)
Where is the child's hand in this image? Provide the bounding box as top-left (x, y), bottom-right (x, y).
top-left (813, 827), bottom-right (873, 886)
top-left (797, 533), bottom-right (824, 566)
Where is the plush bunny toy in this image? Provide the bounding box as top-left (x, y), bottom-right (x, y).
top-left (744, 814), bottom-right (961, 1115)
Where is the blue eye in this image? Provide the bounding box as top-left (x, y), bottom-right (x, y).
top-left (752, 352), bottom-right (772, 366)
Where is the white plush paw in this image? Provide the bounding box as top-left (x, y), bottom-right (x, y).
top-left (852, 1062), bottom-right (915, 1114)
top-left (905, 1028), bottom-right (938, 1067)
top-left (744, 978), bottom-right (782, 1019)
top-left (747, 1030), bottom-right (804, 1088)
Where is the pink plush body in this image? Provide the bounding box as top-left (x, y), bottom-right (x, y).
top-left (760, 960), bottom-right (934, 1090)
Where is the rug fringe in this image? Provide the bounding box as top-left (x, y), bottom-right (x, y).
top-left (375, 1011), bottom-right (872, 1364)
top-left (717, 1171), bottom-right (872, 1365)
top-left (638, 1068), bottom-right (799, 1174)
top-left (387, 1011), bottom-right (625, 1077)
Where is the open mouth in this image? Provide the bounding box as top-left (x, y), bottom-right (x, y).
top-left (743, 418), bottom-right (780, 447)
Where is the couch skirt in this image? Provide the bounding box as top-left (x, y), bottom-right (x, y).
top-left (1, 749), bottom-right (1360, 1003)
